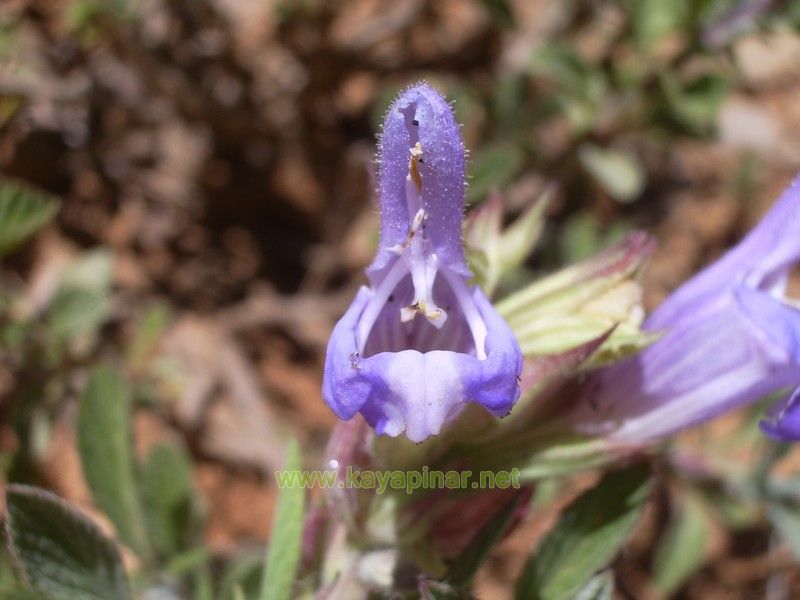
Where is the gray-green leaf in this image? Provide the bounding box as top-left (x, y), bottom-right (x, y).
top-left (629, 0), bottom-right (687, 50)
top-left (260, 439), bottom-right (305, 600)
top-left (0, 179), bottom-right (59, 256)
top-left (579, 144), bottom-right (646, 203)
top-left (126, 302), bottom-right (171, 372)
top-left (77, 366), bottom-right (149, 557)
top-left (515, 464), bottom-right (651, 600)
top-left (661, 72), bottom-right (728, 134)
top-left (140, 442), bottom-right (198, 557)
top-left (5, 484), bottom-right (130, 600)
top-left (47, 250), bottom-right (113, 341)
top-left (653, 493), bottom-right (710, 594)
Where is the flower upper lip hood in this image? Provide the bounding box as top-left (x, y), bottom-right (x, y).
top-left (574, 175), bottom-right (800, 445)
top-left (366, 83), bottom-right (470, 283)
top-left (322, 82), bottom-right (523, 443)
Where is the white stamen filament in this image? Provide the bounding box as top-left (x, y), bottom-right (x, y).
top-left (440, 267), bottom-right (488, 360)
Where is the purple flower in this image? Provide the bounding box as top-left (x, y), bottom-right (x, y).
top-left (322, 83), bottom-right (522, 443)
top-left (760, 386), bottom-right (800, 442)
top-left (574, 175), bottom-right (800, 445)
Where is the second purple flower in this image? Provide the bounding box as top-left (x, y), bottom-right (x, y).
top-left (573, 176), bottom-right (800, 445)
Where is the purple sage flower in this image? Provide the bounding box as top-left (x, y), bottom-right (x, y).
top-left (322, 83), bottom-right (522, 443)
top-left (574, 175), bottom-right (800, 445)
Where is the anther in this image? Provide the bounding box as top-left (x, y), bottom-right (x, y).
top-left (409, 142), bottom-right (423, 192)
top-left (388, 208), bottom-right (427, 255)
top-left (400, 299), bottom-right (447, 328)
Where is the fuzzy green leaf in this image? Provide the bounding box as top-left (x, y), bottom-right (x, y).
top-left (5, 485), bottom-right (130, 600)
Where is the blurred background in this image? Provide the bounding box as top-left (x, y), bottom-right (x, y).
top-left (2, 0), bottom-right (800, 597)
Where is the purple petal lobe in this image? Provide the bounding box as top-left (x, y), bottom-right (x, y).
top-left (322, 287), bottom-right (375, 421)
top-left (462, 289), bottom-right (523, 415)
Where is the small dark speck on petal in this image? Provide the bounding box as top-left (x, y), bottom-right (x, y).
top-left (412, 119), bottom-right (419, 126)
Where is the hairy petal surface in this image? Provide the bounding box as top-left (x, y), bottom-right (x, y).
top-left (367, 83), bottom-right (468, 282)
